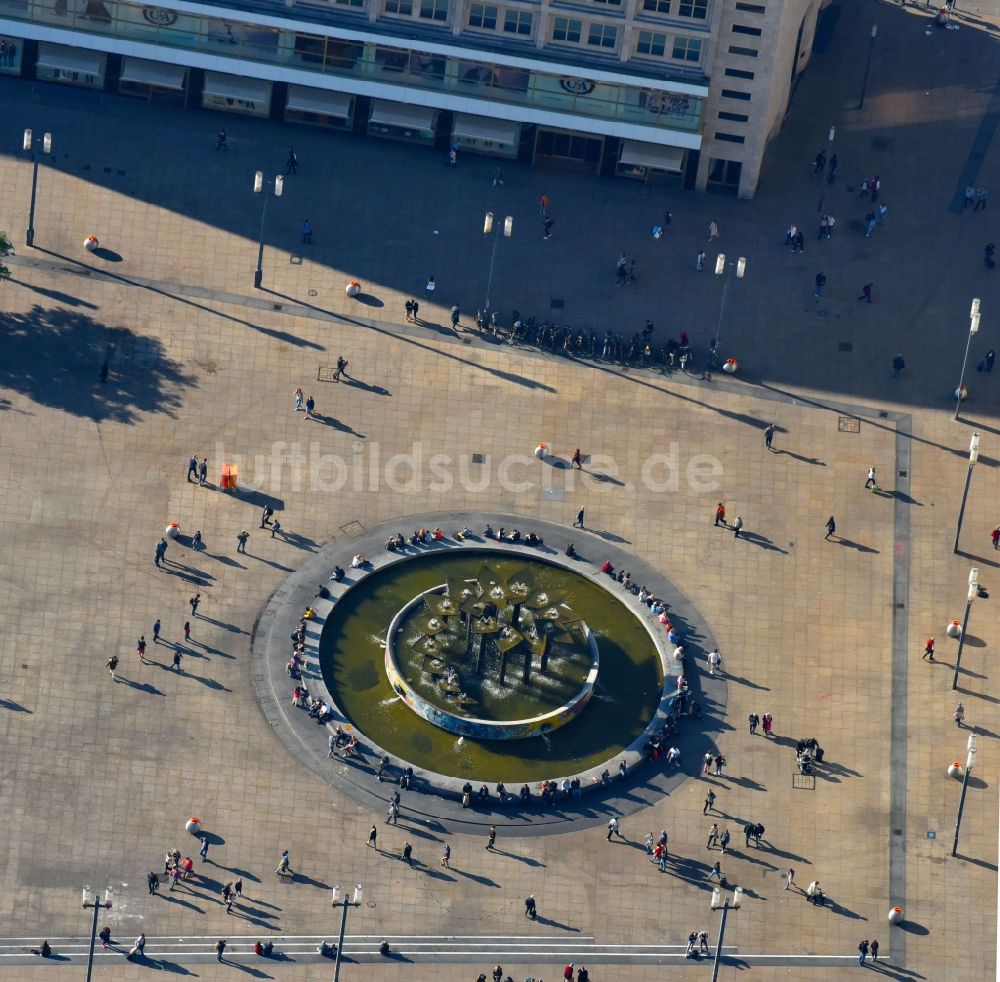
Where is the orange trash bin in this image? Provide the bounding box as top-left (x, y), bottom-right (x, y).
top-left (221, 463), bottom-right (238, 490)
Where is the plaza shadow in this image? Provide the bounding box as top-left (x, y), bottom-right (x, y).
top-left (0, 305), bottom-right (195, 423)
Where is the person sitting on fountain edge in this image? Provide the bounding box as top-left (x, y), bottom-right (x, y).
top-left (565, 543), bottom-right (577, 558)
top-left (330, 565), bottom-right (345, 582)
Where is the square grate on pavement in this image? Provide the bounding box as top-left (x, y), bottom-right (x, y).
top-left (792, 773), bottom-right (816, 790)
top-left (290, 256), bottom-right (302, 265)
top-left (317, 367), bottom-right (338, 382)
top-left (838, 417), bottom-right (861, 433)
top-left (339, 521), bottom-right (365, 537)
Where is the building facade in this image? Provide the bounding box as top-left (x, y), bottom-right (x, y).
top-left (0, 0), bottom-right (824, 196)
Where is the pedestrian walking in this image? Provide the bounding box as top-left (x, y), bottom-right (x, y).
top-left (858, 940), bottom-right (869, 966)
top-left (707, 823), bottom-right (720, 849)
top-left (332, 356), bottom-right (348, 381)
top-left (814, 271), bottom-right (826, 298)
top-left (696, 250), bottom-right (705, 271)
top-left (707, 861), bottom-right (722, 881)
top-left (487, 825), bottom-right (497, 849)
top-left (986, 242), bottom-right (996, 268)
top-left (813, 149), bottom-right (826, 175)
top-left (715, 754), bottom-right (726, 776)
top-left (762, 712), bottom-right (773, 735)
top-left (539, 193), bottom-right (549, 215)
top-left (153, 618), bottom-right (161, 644)
top-left (954, 703), bottom-right (965, 727)
top-left (285, 147), bottom-right (298, 175)
top-left (686, 932), bottom-right (697, 957)
top-left (708, 648), bottom-right (722, 676)
top-left (719, 829), bottom-right (731, 853)
top-left (703, 751), bottom-right (714, 774)
top-left (992, 526), bottom-right (1000, 549)
top-left (237, 530), bottom-right (250, 553)
top-left (147, 871), bottom-right (159, 894)
top-left (137, 636), bottom-right (147, 663)
top-left (572, 448), bottom-right (583, 469)
top-left (870, 939), bottom-right (879, 962)
top-left (764, 423), bottom-right (775, 450)
top-left (450, 305), bottom-right (461, 328)
top-left (858, 282), bottom-right (873, 303)
top-left (426, 275), bottom-right (436, 297)
top-left (271, 520), bottom-right (281, 538)
top-left (401, 842), bottom-right (413, 866)
top-left (99, 926), bottom-right (111, 949)
top-left (368, 825), bottom-right (377, 848)
top-left (744, 823), bottom-right (753, 848)
top-left (827, 154), bottom-right (838, 182)
top-left (708, 220), bottom-right (720, 240)
top-left (187, 454), bottom-right (199, 482)
top-left (216, 130), bottom-right (228, 151)
top-left (410, 299), bottom-right (420, 323)
top-left (975, 187), bottom-right (988, 211)
top-left (574, 507), bottom-right (585, 529)
top-left (543, 216), bottom-right (554, 240)
top-left (260, 503), bottom-right (274, 528)
top-left (301, 219), bottom-right (313, 244)
top-left (293, 386), bottom-right (303, 412)
top-left (216, 939), bottom-right (226, 962)
top-left (748, 712), bottom-right (759, 734)
top-left (190, 594), bottom-right (201, 617)
top-left (732, 516), bottom-right (744, 538)
top-left (524, 895), bottom-right (537, 918)
top-left (607, 817), bottom-right (621, 840)
top-left (922, 637), bottom-right (935, 661)
top-left (699, 932), bottom-right (710, 955)
top-left (703, 790), bottom-right (716, 814)
top-left (199, 836), bottom-right (209, 861)
top-left (404, 299), bottom-right (415, 322)
top-left (234, 879), bottom-right (242, 899)
top-left (183, 621), bottom-right (191, 642)
top-left (865, 467), bottom-right (876, 490)
top-left (304, 395), bottom-right (315, 420)
top-left (825, 516), bottom-right (836, 540)
top-left (128, 934), bottom-right (146, 959)
top-left (892, 353), bottom-right (905, 377)
top-left (785, 868), bottom-right (795, 890)
top-left (441, 843), bottom-right (451, 867)
top-left (275, 850), bottom-right (291, 874)
top-left (715, 502), bottom-right (726, 527)
top-left (172, 650), bottom-right (183, 671)
top-left (106, 655), bottom-right (119, 680)
top-left (492, 165), bottom-right (504, 187)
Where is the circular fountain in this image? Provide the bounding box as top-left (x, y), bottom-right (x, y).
top-left (384, 561), bottom-right (600, 739)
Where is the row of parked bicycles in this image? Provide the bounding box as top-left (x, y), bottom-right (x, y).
top-left (473, 308), bottom-right (718, 374)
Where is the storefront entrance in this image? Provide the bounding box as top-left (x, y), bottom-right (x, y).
top-left (533, 127), bottom-right (603, 173)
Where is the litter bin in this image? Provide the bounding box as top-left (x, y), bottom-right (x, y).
top-left (221, 463), bottom-right (238, 491)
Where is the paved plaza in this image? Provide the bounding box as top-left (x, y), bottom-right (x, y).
top-left (1, 2), bottom-right (1000, 980)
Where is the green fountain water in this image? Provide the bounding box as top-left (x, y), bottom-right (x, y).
top-left (320, 550), bottom-right (663, 782)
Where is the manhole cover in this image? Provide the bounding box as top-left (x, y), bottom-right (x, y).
top-left (927, 831), bottom-right (937, 839)
top-left (838, 341), bottom-right (853, 352)
top-left (308, 289), bottom-right (318, 297)
top-left (838, 417), bottom-right (861, 433)
top-left (290, 256), bottom-right (302, 265)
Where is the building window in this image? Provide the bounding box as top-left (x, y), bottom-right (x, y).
top-left (735, 1), bottom-right (765, 11)
top-left (715, 131), bottom-right (745, 143)
top-left (334, 0), bottom-right (365, 7)
top-left (732, 23), bottom-right (762, 35)
top-left (593, 0), bottom-right (623, 6)
top-left (420, 0), bottom-right (448, 19)
top-left (678, 0), bottom-right (707, 18)
top-left (552, 16), bottom-right (582, 41)
top-left (718, 110), bottom-right (748, 122)
top-left (724, 67), bottom-right (754, 79)
top-left (587, 22), bottom-right (618, 48)
top-left (636, 30), bottom-right (666, 56)
top-left (720, 88), bottom-right (751, 100)
top-left (384, 0), bottom-right (412, 13)
top-left (728, 44), bottom-right (758, 57)
top-left (671, 36), bottom-right (701, 61)
top-left (468, 2), bottom-right (497, 27)
top-left (641, 0), bottom-right (671, 13)
top-left (503, 8), bottom-right (533, 34)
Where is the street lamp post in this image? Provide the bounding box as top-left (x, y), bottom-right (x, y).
top-left (331, 882), bottom-right (363, 982)
top-left (952, 567), bottom-right (980, 691)
top-left (955, 299), bottom-right (981, 419)
top-left (22, 128), bottom-right (52, 248)
top-left (82, 885), bottom-right (112, 982)
top-left (858, 22), bottom-right (878, 110)
top-left (482, 212), bottom-right (513, 314)
top-left (953, 431), bottom-right (980, 554)
top-left (952, 733), bottom-right (978, 857)
top-left (710, 885), bottom-right (743, 982)
top-left (712, 254), bottom-right (746, 370)
top-left (253, 170), bottom-right (284, 289)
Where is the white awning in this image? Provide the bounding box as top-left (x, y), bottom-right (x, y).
top-left (286, 84), bottom-right (352, 119)
top-left (369, 99), bottom-right (436, 131)
top-left (619, 139), bottom-right (685, 173)
top-left (452, 113), bottom-right (520, 146)
top-left (203, 72), bottom-right (272, 104)
top-left (120, 57), bottom-right (186, 91)
top-left (37, 43), bottom-right (105, 76)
